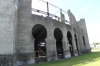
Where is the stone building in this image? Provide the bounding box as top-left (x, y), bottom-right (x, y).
top-left (0, 0), bottom-right (91, 66)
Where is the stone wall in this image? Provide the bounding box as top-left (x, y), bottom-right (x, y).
top-left (77, 19), bottom-right (91, 53)
top-left (0, 0), bottom-right (91, 66)
top-left (0, 0), bottom-right (18, 66)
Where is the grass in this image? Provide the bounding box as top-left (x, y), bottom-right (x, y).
top-left (29, 48), bottom-right (100, 66)
top-left (91, 48), bottom-right (100, 52)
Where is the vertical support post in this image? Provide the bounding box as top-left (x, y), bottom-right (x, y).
top-left (47, 2), bottom-right (49, 16)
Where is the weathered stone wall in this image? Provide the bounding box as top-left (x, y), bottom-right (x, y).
top-left (16, 0), bottom-right (73, 65)
top-left (0, 0), bottom-right (18, 66)
top-left (0, 0), bottom-right (91, 66)
top-left (76, 22), bottom-right (85, 54)
top-left (77, 19), bottom-right (91, 53)
top-left (16, 0), bottom-right (35, 66)
top-left (16, 0), bottom-right (85, 65)
top-left (16, 11), bottom-right (74, 65)
top-left (68, 10), bottom-right (79, 56)
top-left (0, 0), bottom-right (16, 54)
top-left (0, 55), bottom-right (13, 66)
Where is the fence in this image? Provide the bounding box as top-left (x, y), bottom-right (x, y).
top-left (32, 0), bottom-right (70, 24)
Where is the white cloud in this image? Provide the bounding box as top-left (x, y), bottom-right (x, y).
top-left (81, 4), bottom-right (91, 11)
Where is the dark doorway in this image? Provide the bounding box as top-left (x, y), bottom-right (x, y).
top-left (32, 24), bottom-right (47, 63)
top-left (82, 36), bottom-right (86, 47)
top-left (67, 31), bottom-right (74, 56)
top-left (74, 34), bottom-right (79, 55)
top-left (54, 28), bottom-right (64, 59)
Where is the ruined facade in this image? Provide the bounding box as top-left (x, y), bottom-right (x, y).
top-left (0, 0), bottom-right (91, 66)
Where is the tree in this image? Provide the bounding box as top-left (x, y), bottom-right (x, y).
top-left (93, 42), bottom-right (98, 47)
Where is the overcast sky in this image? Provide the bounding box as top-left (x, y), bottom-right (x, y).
top-left (32, 0), bottom-right (100, 44)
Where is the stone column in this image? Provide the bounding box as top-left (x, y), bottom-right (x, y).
top-left (62, 27), bottom-right (71, 58)
top-left (68, 10), bottom-right (78, 56)
top-left (60, 13), bottom-right (65, 23)
top-left (80, 19), bottom-right (91, 53)
top-left (46, 17), bottom-right (58, 62)
top-left (71, 26), bottom-right (78, 56)
top-left (60, 12), bottom-right (71, 58)
top-left (0, 0), bottom-right (18, 66)
top-left (76, 24), bottom-right (85, 54)
top-left (16, 0), bottom-right (35, 66)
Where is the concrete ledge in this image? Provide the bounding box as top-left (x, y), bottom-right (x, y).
top-left (74, 50), bottom-right (78, 56)
top-left (63, 50), bottom-right (71, 58)
top-left (82, 48), bottom-right (91, 54)
top-left (47, 51), bottom-right (58, 62)
top-left (16, 53), bottom-right (35, 66)
top-left (0, 54), bottom-right (13, 66)
top-left (86, 48), bottom-right (91, 53)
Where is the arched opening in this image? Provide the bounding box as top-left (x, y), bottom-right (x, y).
top-left (54, 28), bottom-right (64, 59)
top-left (32, 24), bottom-right (47, 63)
top-left (74, 34), bottom-right (79, 55)
top-left (82, 36), bottom-right (86, 47)
top-left (67, 31), bottom-right (74, 56)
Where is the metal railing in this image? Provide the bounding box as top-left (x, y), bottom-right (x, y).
top-left (32, 0), bottom-right (70, 24)
top-left (32, 8), bottom-right (59, 19)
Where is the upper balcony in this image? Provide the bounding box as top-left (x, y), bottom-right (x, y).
top-left (32, 0), bottom-right (71, 25)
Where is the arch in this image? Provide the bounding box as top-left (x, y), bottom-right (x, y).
top-left (82, 36), bottom-right (86, 46)
top-left (67, 31), bottom-right (74, 56)
top-left (32, 24), bottom-right (47, 40)
top-left (74, 34), bottom-right (79, 55)
top-left (32, 24), bottom-right (47, 63)
top-left (54, 28), bottom-right (64, 59)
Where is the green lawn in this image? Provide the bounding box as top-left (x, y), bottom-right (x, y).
top-left (29, 48), bottom-right (100, 66)
top-left (91, 48), bottom-right (100, 52)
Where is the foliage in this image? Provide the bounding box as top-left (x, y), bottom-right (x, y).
top-left (93, 42), bottom-right (99, 47)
